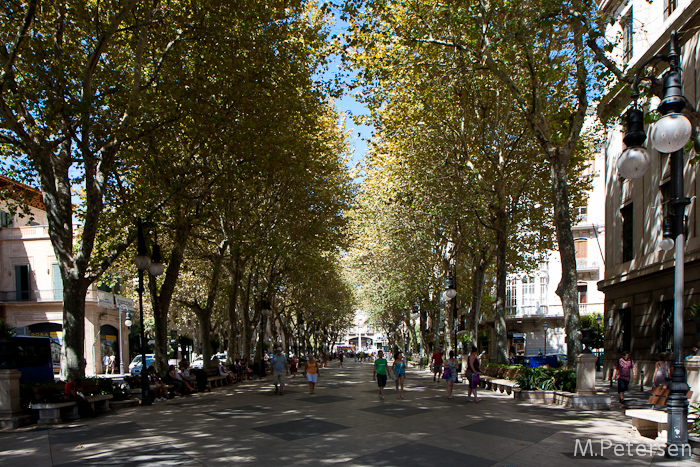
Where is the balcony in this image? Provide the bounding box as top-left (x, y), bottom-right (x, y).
top-left (0, 288), bottom-right (104, 303)
top-left (576, 258), bottom-right (600, 272)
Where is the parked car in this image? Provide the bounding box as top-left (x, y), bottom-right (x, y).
top-left (129, 354), bottom-right (155, 376)
top-left (190, 356), bottom-right (204, 369)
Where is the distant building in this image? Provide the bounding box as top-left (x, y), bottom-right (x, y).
top-left (0, 176), bottom-right (132, 375)
top-left (488, 141), bottom-right (606, 361)
top-left (335, 310), bottom-right (387, 353)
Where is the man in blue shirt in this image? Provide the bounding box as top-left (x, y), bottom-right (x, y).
top-left (271, 348), bottom-right (289, 395)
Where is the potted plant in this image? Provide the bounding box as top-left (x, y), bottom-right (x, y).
top-left (0, 318), bottom-right (16, 341)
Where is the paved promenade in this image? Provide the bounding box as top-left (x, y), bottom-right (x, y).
top-left (0, 360), bottom-right (696, 466)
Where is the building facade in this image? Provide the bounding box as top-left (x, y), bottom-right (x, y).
top-left (0, 177), bottom-right (133, 376)
top-left (597, 0), bottom-right (700, 384)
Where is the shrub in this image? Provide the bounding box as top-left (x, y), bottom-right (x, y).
top-left (690, 403), bottom-right (700, 434)
top-left (515, 367), bottom-right (576, 391)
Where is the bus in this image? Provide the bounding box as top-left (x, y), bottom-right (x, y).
top-left (0, 336), bottom-right (54, 383)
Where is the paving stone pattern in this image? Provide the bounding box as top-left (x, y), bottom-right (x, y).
top-left (0, 360), bottom-right (696, 466)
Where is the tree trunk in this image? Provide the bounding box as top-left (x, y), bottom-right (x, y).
top-left (551, 153), bottom-right (582, 364)
top-left (226, 254), bottom-right (244, 364)
top-left (152, 223), bottom-right (191, 374)
top-left (60, 277), bottom-right (90, 381)
top-left (494, 222), bottom-right (508, 364)
top-left (197, 309), bottom-right (212, 368)
top-left (470, 253), bottom-right (488, 347)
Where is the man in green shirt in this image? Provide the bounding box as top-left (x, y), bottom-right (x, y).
top-left (373, 350), bottom-right (388, 400)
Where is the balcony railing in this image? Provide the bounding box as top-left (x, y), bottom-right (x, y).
top-left (576, 258), bottom-right (600, 271)
top-left (506, 303), bottom-right (603, 318)
top-left (0, 288), bottom-right (104, 303)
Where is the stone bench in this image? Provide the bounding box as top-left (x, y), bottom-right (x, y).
top-left (30, 401), bottom-right (79, 425)
top-left (625, 409), bottom-right (668, 439)
top-left (85, 394), bottom-right (113, 413)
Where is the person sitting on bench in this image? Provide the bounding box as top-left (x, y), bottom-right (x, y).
top-left (64, 378), bottom-right (96, 417)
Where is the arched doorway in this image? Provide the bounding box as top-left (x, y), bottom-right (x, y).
top-left (100, 324), bottom-right (119, 374)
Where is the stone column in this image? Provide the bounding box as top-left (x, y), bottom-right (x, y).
top-left (0, 369), bottom-right (22, 416)
top-left (686, 356), bottom-right (700, 405)
top-left (576, 353), bottom-right (598, 395)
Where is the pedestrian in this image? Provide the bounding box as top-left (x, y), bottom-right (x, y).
top-left (466, 345), bottom-right (480, 403)
top-left (373, 350), bottom-right (388, 400)
top-left (392, 351), bottom-right (406, 399)
top-left (652, 353), bottom-right (671, 388)
top-left (612, 351), bottom-right (636, 405)
top-left (108, 355), bottom-right (116, 374)
top-left (289, 355), bottom-right (298, 378)
top-left (444, 350), bottom-right (458, 399)
top-left (271, 348), bottom-right (288, 395)
top-left (322, 353), bottom-right (328, 368)
top-left (430, 347), bottom-right (444, 383)
top-left (338, 352), bottom-right (344, 368)
top-left (102, 354), bottom-right (110, 374)
top-left (303, 354), bottom-right (319, 394)
top-left (64, 378), bottom-right (96, 418)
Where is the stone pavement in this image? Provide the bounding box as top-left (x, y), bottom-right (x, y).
top-left (0, 360), bottom-right (697, 467)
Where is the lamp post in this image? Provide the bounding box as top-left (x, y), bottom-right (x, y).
top-left (118, 305), bottom-right (132, 375)
top-left (616, 31), bottom-right (691, 459)
top-left (543, 322), bottom-right (548, 357)
top-left (135, 218), bottom-right (165, 406)
top-left (444, 270), bottom-right (457, 353)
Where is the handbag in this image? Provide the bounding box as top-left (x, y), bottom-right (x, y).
top-left (387, 367), bottom-right (398, 381)
top-left (441, 367), bottom-right (451, 380)
top-left (471, 372), bottom-right (480, 387)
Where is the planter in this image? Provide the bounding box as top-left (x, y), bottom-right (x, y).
top-left (513, 389), bottom-right (555, 404)
top-left (688, 436), bottom-right (700, 457)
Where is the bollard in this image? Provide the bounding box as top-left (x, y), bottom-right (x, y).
top-left (640, 369), bottom-right (644, 392)
top-left (609, 368), bottom-right (614, 388)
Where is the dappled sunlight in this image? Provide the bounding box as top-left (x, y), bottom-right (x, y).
top-left (0, 361), bottom-right (695, 465)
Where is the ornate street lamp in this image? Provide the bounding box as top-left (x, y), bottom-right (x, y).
top-left (617, 31), bottom-right (692, 459)
top-left (135, 218), bottom-right (165, 406)
top-left (543, 322), bottom-right (548, 357)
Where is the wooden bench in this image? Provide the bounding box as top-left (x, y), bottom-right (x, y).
top-left (478, 375), bottom-right (519, 394)
top-left (205, 368), bottom-right (231, 388)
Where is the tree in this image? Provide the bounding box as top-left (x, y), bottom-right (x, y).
top-left (0, 1), bottom-right (192, 380)
top-left (343, 0), bottom-right (604, 364)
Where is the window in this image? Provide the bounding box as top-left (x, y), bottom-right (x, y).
top-left (0, 210), bottom-right (12, 228)
top-left (665, 0), bottom-right (677, 19)
top-left (576, 206), bottom-right (588, 223)
top-left (622, 10), bottom-right (634, 63)
top-left (15, 265), bottom-right (31, 301)
top-left (575, 238), bottom-right (588, 259)
top-left (658, 300), bottom-right (673, 353)
top-left (522, 276), bottom-right (536, 307)
top-left (577, 284), bottom-right (588, 304)
top-left (539, 276), bottom-right (547, 303)
top-left (616, 308), bottom-right (632, 352)
top-left (621, 204), bottom-right (634, 263)
top-left (52, 264), bottom-right (62, 301)
top-left (660, 181), bottom-right (671, 218)
top-left (506, 278), bottom-right (517, 309)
